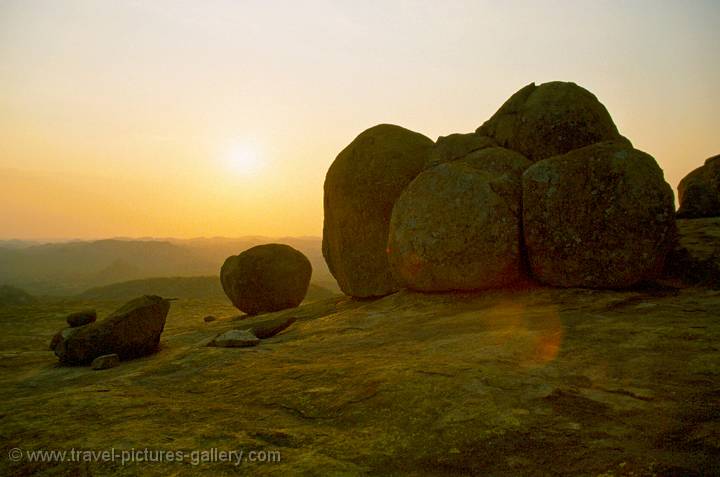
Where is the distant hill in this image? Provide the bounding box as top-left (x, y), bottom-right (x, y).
top-left (77, 276), bottom-right (338, 304)
top-left (0, 240), bottom-right (40, 249)
top-left (0, 285), bottom-right (37, 305)
top-left (0, 239), bottom-right (206, 295)
top-left (0, 237), bottom-right (338, 296)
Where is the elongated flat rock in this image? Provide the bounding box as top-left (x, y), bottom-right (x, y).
top-left (209, 329), bottom-right (260, 348)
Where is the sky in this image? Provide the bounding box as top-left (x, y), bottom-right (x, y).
top-left (1, 0), bottom-right (718, 240)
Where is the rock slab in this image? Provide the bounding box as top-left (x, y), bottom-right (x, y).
top-left (210, 329), bottom-right (261, 348)
top-left (53, 295), bottom-right (170, 365)
top-left (243, 316), bottom-right (297, 339)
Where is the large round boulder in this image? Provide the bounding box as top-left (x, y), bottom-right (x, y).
top-left (522, 141), bottom-right (677, 288)
top-left (322, 124), bottom-right (434, 297)
top-left (221, 243), bottom-right (312, 315)
top-left (477, 81), bottom-right (627, 162)
top-left (388, 147), bottom-right (531, 291)
top-left (677, 154), bottom-right (720, 218)
top-left (53, 295), bottom-right (170, 365)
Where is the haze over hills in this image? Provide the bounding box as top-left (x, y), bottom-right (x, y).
top-left (0, 236), bottom-right (338, 296)
top-left (76, 276), bottom-right (337, 304)
top-left (0, 284), bottom-right (37, 306)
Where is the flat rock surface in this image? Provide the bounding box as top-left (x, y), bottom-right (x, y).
top-left (1, 287), bottom-right (719, 476)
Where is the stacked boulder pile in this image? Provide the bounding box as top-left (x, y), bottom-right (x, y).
top-left (323, 81), bottom-right (678, 296)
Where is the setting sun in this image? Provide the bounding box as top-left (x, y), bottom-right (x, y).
top-left (0, 0), bottom-right (718, 243)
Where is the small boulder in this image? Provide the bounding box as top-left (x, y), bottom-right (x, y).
top-left (66, 309), bottom-right (97, 328)
top-left (209, 329), bottom-right (260, 348)
top-left (243, 316), bottom-right (296, 339)
top-left (677, 155), bottom-right (720, 218)
top-left (477, 81), bottom-right (627, 162)
top-left (91, 354), bottom-right (120, 370)
top-left (54, 295), bottom-right (171, 365)
top-left (322, 124), bottom-right (434, 297)
top-left (221, 244), bottom-right (312, 315)
top-left (203, 315), bottom-right (217, 323)
top-left (522, 141), bottom-right (676, 288)
top-left (388, 147), bottom-right (531, 291)
top-left (425, 133), bottom-right (496, 169)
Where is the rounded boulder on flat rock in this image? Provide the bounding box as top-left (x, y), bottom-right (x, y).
top-left (322, 124), bottom-right (434, 297)
top-left (477, 81), bottom-right (628, 162)
top-left (221, 244), bottom-right (312, 315)
top-left (388, 147), bottom-right (531, 291)
top-left (522, 141), bottom-right (677, 288)
top-left (677, 154), bottom-right (720, 218)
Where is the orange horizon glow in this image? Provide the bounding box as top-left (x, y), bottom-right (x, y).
top-left (1, 1), bottom-right (719, 240)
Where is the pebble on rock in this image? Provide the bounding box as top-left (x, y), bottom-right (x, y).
top-left (91, 353), bottom-right (120, 370)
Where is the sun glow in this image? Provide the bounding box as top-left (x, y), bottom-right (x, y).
top-left (223, 143), bottom-right (264, 177)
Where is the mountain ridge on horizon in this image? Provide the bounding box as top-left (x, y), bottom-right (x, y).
top-left (0, 234), bottom-right (323, 248)
top-left (0, 236), bottom-right (337, 296)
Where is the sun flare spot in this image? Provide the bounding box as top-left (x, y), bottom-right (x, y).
top-left (223, 142), bottom-right (264, 177)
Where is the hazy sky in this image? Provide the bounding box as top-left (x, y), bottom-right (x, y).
top-left (1, 0), bottom-right (718, 239)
